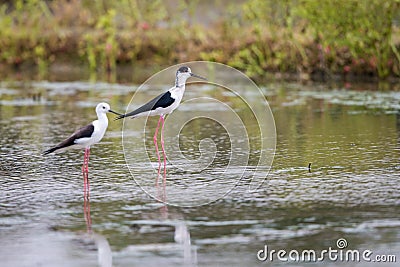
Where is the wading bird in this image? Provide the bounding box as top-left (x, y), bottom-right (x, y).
top-left (43, 102), bottom-right (121, 199)
top-left (115, 66), bottom-right (206, 180)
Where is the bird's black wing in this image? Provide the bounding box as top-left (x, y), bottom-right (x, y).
top-left (42, 124), bottom-right (95, 155)
top-left (115, 91), bottom-right (175, 120)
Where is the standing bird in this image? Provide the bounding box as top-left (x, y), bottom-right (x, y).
top-left (115, 66), bottom-right (206, 180)
top-left (43, 102), bottom-right (121, 199)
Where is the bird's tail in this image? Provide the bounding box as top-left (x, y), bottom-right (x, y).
top-left (114, 114), bottom-right (137, 121)
top-left (42, 146), bottom-right (58, 155)
top-left (114, 114), bottom-right (126, 121)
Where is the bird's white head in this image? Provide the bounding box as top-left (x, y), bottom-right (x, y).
top-left (175, 66), bottom-right (206, 87)
top-left (96, 102), bottom-right (111, 114)
top-left (95, 102), bottom-right (121, 117)
top-left (176, 66), bottom-right (192, 80)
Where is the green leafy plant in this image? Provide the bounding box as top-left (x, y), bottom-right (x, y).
top-left (0, 0), bottom-right (399, 81)
top-left (296, 0), bottom-right (400, 78)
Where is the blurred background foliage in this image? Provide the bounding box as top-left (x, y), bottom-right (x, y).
top-left (0, 0), bottom-right (399, 80)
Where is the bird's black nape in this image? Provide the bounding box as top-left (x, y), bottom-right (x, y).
top-left (177, 66), bottom-right (190, 73)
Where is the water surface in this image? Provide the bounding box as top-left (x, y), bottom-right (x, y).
top-left (0, 75), bottom-right (399, 266)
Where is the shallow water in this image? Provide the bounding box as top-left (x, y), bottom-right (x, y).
top-left (0, 74), bottom-right (399, 266)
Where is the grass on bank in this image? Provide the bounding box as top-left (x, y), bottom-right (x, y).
top-left (0, 0), bottom-right (399, 81)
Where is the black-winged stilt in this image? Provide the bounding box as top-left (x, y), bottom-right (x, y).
top-left (43, 102), bottom-right (121, 199)
top-left (115, 66), bottom-right (206, 179)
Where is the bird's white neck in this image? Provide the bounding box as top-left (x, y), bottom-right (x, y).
top-left (170, 82), bottom-right (187, 102)
top-left (175, 75), bottom-right (190, 88)
top-left (96, 111), bottom-right (109, 126)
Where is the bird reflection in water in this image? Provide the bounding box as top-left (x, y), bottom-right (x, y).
top-left (174, 221), bottom-right (197, 266)
top-left (156, 192), bottom-right (197, 266)
top-left (157, 170), bottom-right (167, 204)
top-left (84, 198), bottom-right (113, 267)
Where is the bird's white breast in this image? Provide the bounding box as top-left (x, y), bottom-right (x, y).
top-left (167, 86), bottom-right (185, 113)
top-left (91, 118), bottom-right (108, 144)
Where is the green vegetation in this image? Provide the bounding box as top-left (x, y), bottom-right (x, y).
top-left (0, 0), bottom-right (399, 80)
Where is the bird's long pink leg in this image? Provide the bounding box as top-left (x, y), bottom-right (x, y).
top-left (82, 149), bottom-right (88, 198)
top-left (86, 147), bottom-right (90, 199)
top-left (82, 147), bottom-right (90, 199)
top-left (160, 115), bottom-right (167, 185)
top-left (154, 116), bottom-right (163, 184)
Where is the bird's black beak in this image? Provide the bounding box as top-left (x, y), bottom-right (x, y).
top-left (109, 109), bottom-right (123, 116)
top-left (190, 73), bottom-right (207, 81)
